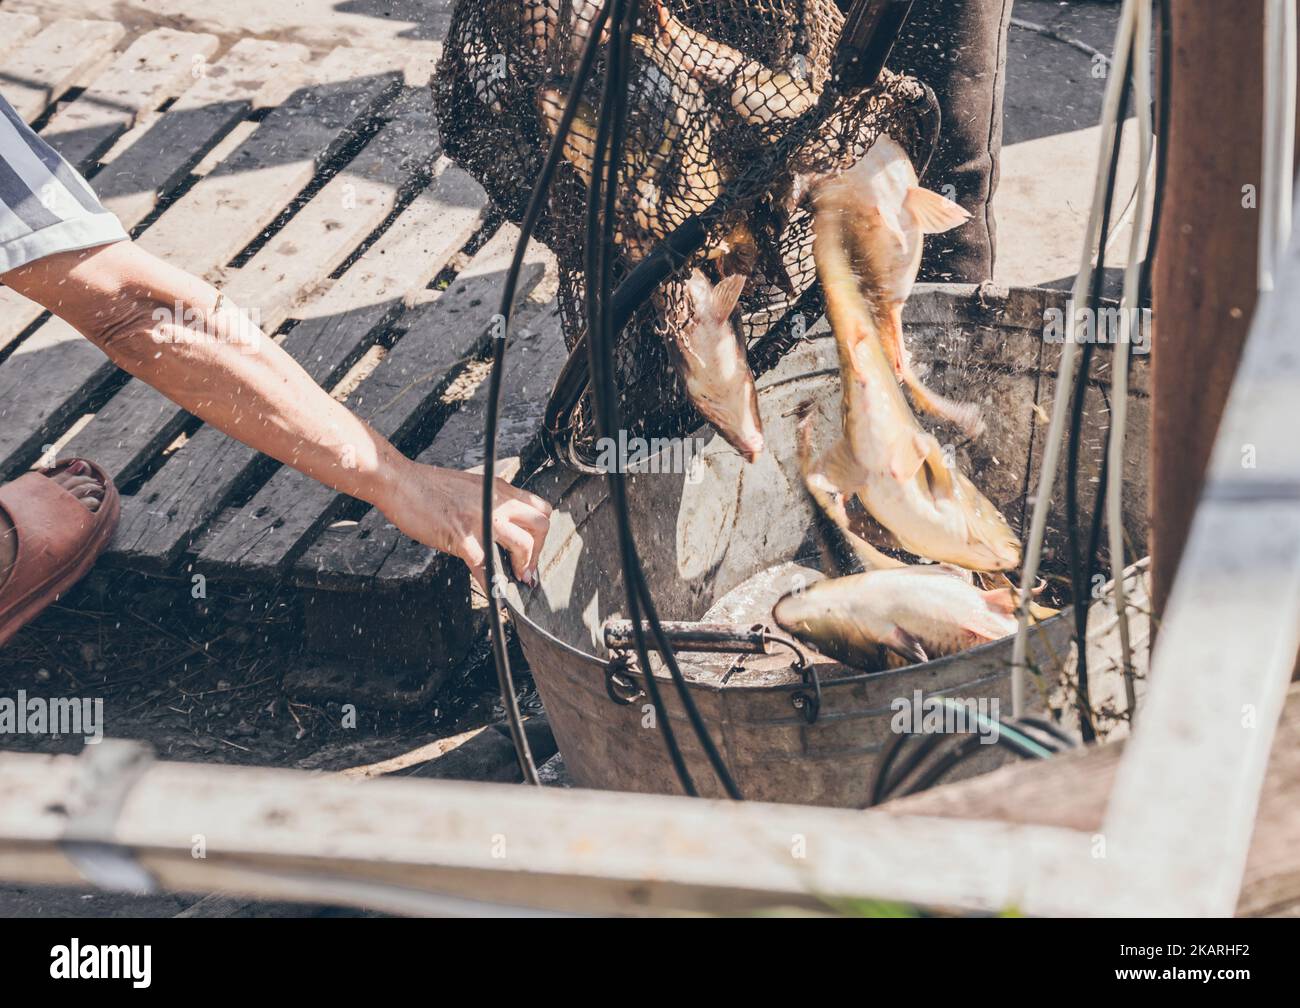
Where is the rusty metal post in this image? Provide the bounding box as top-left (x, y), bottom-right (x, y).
top-left (1151, 1), bottom-right (1268, 618)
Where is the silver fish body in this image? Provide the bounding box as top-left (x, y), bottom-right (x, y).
top-left (668, 269), bottom-right (765, 463)
top-left (773, 565), bottom-right (1019, 668)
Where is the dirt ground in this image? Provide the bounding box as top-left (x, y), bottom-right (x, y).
top-left (0, 0), bottom-right (1127, 916)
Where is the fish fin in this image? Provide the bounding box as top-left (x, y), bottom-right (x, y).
top-left (711, 273), bottom-right (747, 321)
top-left (961, 612), bottom-right (1015, 643)
top-left (913, 562), bottom-right (974, 582)
top-left (888, 305), bottom-right (987, 438)
top-left (904, 186), bottom-right (972, 234)
top-left (903, 374), bottom-right (986, 439)
top-left (981, 588), bottom-right (1018, 615)
top-left (875, 205), bottom-right (909, 252)
top-left (889, 431), bottom-right (930, 483)
top-left (884, 626), bottom-right (929, 665)
top-left (1028, 602), bottom-right (1060, 622)
top-left (977, 571), bottom-right (1016, 591)
top-left (685, 268), bottom-right (744, 329)
top-left (921, 438), bottom-right (956, 500)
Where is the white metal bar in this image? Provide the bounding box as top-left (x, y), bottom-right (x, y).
top-left (1012, 1), bottom-right (1139, 716)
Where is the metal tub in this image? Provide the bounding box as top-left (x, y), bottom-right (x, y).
top-left (506, 284), bottom-right (1149, 806)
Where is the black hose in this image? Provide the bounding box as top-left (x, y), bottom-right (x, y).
top-left (1015, 716), bottom-right (1078, 751)
top-left (586, 0), bottom-right (744, 799)
top-left (869, 730), bottom-right (947, 807)
top-left (580, 0), bottom-right (695, 797)
top-left (1141, 0), bottom-right (1173, 308)
top-left (482, 0), bottom-right (614, 785)
top-left (872, 714), bottom-right (1072, 804)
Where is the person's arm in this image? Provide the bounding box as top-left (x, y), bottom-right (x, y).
top-left (3, 240), bottom-right (549, 588)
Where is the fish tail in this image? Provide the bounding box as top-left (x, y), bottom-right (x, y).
top-left (883, 305), bottom-right (986, 439)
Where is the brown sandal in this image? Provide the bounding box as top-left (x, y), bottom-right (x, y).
top-left (0, 459), bottom-right (120, 649)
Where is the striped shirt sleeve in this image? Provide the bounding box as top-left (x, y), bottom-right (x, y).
top-left (0, 94), bottom-right (128, 274)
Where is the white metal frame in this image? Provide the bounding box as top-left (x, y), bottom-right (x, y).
top-left (3, 2), bottom-right (1298, 919)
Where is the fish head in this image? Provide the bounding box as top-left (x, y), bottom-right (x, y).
top-left (681, 270), bottom-right (765, 462)
top-left (772, 576), bottom-right (886, 669)
top-left (936, 477), bottom-right (1022, 572)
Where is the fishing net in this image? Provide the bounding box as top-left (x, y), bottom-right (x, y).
top-left (433, 0), bottom-right (940, 458)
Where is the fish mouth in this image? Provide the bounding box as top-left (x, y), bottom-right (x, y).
top-left (738, 433), bottom-right (765, 464)
top-left (712, 426), bottom-right (763, 463)
top-left (964, 539), bottom-right (1022, 572)
top-left (987, 537), bottom-right (1023, 570)
top-left (697, 404), bottom-right (765, 463)
top-left (771, 592), bottom-right (803, 633)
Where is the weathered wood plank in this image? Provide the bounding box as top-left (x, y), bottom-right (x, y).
top-left (134, 45), bottom-right (404, 281)
top-left (0, 742), bottom-right (1102, 917)
top-left (0, 289), bottom-right (42, 359)
top-left (173, 892), bottom-right (254, 918)
top-left (0, 47), bottom-right (402, 480)
top-left (91, 39), bottom-right (310, 226)
top-left (0, 13), bottom-right (42, 66)
top-left (0, 39), bottom-right (309, 361)
top-left (0, 19), bottom-right (126, 122)
top-left (293, 300), bottom-right (564, 590)
top-left (1097, 178), bottom-right (1300, 915)
top-left (63, 87), bottom-right (439, 484)
top-left (884, 683), bottom-right (1300, 917)
top-left (194, 226), bottom-right (551, 578)
top-left (40, 28), bottom-right (220, 172)
top-left (110, 160), bottom-right (490, 570)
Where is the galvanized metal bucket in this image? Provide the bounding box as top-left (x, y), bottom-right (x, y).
top-left (505, 283), bottom-right (1149, 806)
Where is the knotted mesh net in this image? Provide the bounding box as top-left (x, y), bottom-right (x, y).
top-left (434, 0), bottom-right (939, 457)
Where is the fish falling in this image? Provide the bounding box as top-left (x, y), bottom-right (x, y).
top-left (811, 135), bottom-right (984, 438)
top-left (803, 186), bottom-right (1021, 572)
top-left (778, 404), bottom-right (1048, 671)
top-left (526, 7), bottom-right (1036, 670)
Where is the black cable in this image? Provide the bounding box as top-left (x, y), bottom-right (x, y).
top-left (903, 733), bottom-right (987, 795)
top-left (1077, 4), bottom-right (1171, 737)
top-left (1065, 41), bottom-right (1133, 745)
top-left (587, 0), bottom-right (744, 799)
top-left (1140, 0), bottom-right (1173, 309)
top-left (869, 731), bottom-right (946, 807)
top-left (582, 0), bottom-right (693, 795)
top-left (872, 714), bottom-right (1071, 804)
top-left (483, 1), bottom-right (614, 785)
top-left (1016, 715), bottom-right (1078, 751)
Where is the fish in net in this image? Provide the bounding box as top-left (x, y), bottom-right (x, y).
top-left (433, 0), bottom-right (940, 463)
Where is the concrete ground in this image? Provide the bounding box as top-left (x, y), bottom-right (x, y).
top-left (0, 0), bottom-right (1132, 918)
top-left (3, 0), bottom-right (1140, 287)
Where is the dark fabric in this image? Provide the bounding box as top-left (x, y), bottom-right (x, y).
top-left (891, 0), bottom-right (1013, 282)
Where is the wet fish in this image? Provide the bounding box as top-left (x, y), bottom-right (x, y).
top-left (538, 35), bottom-right (722, 247)
top-left (807, 195), bottom-right (1021, 571)
top-left (667, 269), bottom-right (765, 463)
top-left (793, 398), bottom-right (904, 575)
top-left (524, 0), bottom-right (608, 65)
top-left (649, 0), bottom-right (817, 126)
top-left (813, 135), bottom-right (983, 437)
top-left (773, 564), bottom-right (1022, 668)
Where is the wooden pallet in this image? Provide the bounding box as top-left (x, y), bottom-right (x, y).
top-left (0, 18), bottom-right (565, 679)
